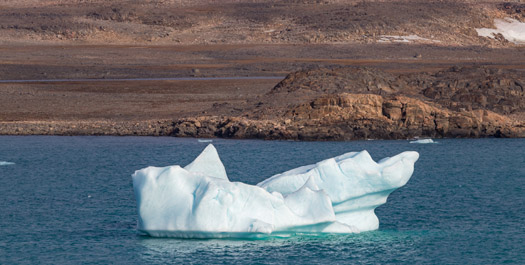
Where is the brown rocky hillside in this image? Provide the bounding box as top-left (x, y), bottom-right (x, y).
top-left (172, 66), bottom-right (525, 140)
top-left (1, 0), bottom-right (523, 46)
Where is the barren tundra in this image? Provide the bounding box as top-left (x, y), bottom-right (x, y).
top-left (0, 0), bottom-right (524, 139)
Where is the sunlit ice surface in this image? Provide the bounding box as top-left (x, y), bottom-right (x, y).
top-left (132, 144), bottom-right (418, 238)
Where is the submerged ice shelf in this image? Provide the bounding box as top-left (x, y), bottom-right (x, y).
top-left (132, 145), bottom-right (419, 238)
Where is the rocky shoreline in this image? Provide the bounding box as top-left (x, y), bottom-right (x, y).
top-left (2, 66), bottom-right (524, 140)
top-left (1, 111), bottom-right (523, 140)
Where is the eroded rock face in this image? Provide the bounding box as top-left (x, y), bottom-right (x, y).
top-left (285, 93), bottom-right (522, 139)
top-left (270, 66), bottom-right (525, 116)
top-left (169, 93), bottom-right (523, 140)
top-left (169, 66), bottom-right (525, 140)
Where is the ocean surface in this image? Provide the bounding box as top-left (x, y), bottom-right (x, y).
top-left (0, 136), bottom-right (523, 264)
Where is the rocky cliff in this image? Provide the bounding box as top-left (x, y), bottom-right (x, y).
top-left (172, 66), bottom-right (525, 140)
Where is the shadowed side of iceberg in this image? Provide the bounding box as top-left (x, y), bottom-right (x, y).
top-left (257, 150), bottom-right (419, 232)
top-left (132, 144), bottom-right (418, 238)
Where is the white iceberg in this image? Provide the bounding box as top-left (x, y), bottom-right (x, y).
top-left (409, 139), bottom-right (436, 144)
top-left (132, 144), bottom-right (419, 238)
top-left (0, 161), bottom-right (15, 166)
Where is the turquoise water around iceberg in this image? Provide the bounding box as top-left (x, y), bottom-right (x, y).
top-left (0, 136), bottom-right (523, 264)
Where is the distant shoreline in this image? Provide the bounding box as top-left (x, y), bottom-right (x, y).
top-left (0, 76), bottom-right (284, 84)
top-left (1, 118), bottom-right (523, 140)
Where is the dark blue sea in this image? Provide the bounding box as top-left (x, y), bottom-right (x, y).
top-left (0, 136), bottom-right (523, 264)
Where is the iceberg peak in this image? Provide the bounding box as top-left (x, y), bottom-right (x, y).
top-left (132, 145), bottom-right (419, 238)
top-left (184, 144), bottom-right (228, 180)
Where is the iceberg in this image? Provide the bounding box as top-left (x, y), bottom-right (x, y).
top-left (0, 161), bottom-right (15, 166)
top-left (409, 139), bottom-right (436, 144)
top-left (132, 144), bottom-right (419, 238)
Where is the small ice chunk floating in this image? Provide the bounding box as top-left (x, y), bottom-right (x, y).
top-left (410, 139), bottom-right (436, 144)
top-left (132, 145), bottom-right (419, 238)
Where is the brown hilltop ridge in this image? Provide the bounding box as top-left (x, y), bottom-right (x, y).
top-left (0, 0), bottom-right (524, 47)
top-left (172, 66), bottom-right (525, 140)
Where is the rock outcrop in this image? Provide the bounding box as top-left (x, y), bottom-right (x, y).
top-left (169, 94), bottom-right (523, 140)
top-left (170, 66), bottom-right (525, 140)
